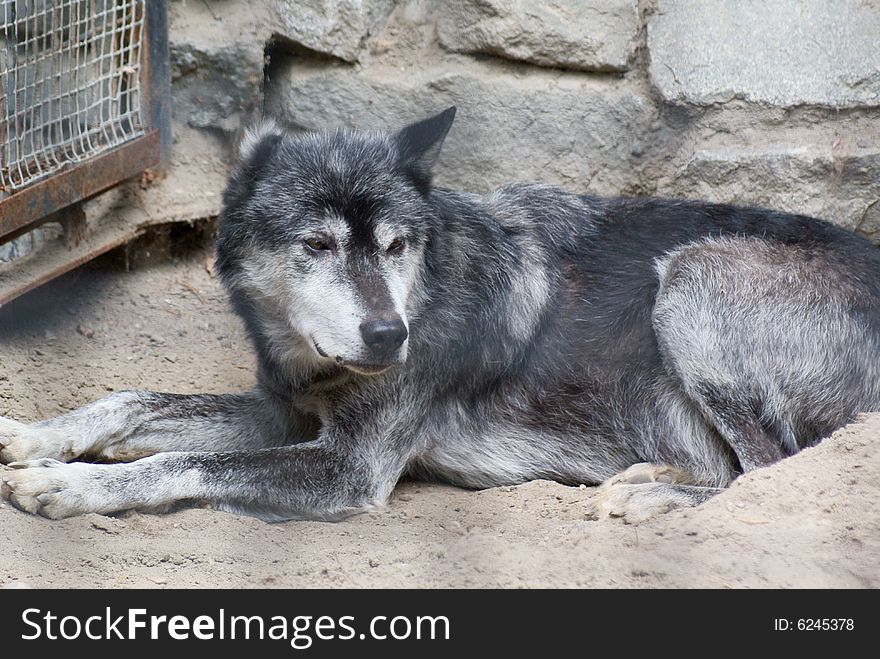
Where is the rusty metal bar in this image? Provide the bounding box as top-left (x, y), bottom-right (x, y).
top-left (146, 0), bottom-right (172, 169)
top-left (0, 129), bottom-right (159, 239)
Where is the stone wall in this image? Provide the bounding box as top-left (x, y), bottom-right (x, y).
top-left (141, 0), bottom-right (879, 241)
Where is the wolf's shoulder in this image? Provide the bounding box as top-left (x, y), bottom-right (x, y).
top-left (431, 182), bottom-right (600, 240)
top-left (485, 182), bottom-right (599, 219)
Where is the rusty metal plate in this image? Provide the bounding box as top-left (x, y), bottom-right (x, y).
top-left (0, 211), bottom-right (146, 308)
top-left (0, 130), bottom-right (160, 239)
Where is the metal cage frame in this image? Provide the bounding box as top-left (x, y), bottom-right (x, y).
top-left (0, 0), bottom-right (169, 305)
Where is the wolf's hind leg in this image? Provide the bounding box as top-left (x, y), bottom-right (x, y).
top-left (683, 385), bottom-right (786, 471)
top-left (649, 236), bottom-right (880, 472)
top-left (587, 462), bottom-right (723, 523)
top-left (0, 389), bottom-right (295, 465)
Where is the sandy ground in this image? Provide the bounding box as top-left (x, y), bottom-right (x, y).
top-left (0, 245), bottom-right (877, 589)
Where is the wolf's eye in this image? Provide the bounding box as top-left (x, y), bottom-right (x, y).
top-left (303, 237), bottom-right (332, 253)
top-left (387, 238), bottom-right (406, 255)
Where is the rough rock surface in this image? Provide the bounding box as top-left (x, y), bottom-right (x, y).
top-left (267, 61), bottom-right (656, 195)
top-left (666, 146), bottom-right (880, 238)
top-left (171, 43), bottom-right (264, 133)
top-left (64, 0), bottom-right (877, 245)
top-left (648, 0), bottom-right (880, 107)
top-left (168, 0), bottom-right (269, 135)
top-left (271, 0), bottom-right (395, 62)
top-left (437, 0), bottom-right (639, 72)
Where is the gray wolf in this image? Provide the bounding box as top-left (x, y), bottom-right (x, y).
top-left (2, 107), bottom-right (879, 522)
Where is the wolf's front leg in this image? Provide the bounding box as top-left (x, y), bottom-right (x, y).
top-left (0, 389), bottom-right (295, 465)
top-left (1, 431), bottom-right (401, 521)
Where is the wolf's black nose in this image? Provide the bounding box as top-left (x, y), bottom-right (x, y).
top-left (360, 318), bottom-right (408, 353)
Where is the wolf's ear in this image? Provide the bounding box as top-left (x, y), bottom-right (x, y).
top-left (238, 118), bottom-right (284, 170)
top-left (224, 119), bottom-right (285, 208)
top-left (394, 106), bottom-right (456, 191)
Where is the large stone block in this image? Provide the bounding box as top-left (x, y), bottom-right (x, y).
top-left (267, 61), bottom-right (655, 195)
top-left (648, 0), bottom-right (880, 107)
top-left (168, 0), bottom-right (268, 134)
top-left (437, 0), bottom-right (639, 72)
top-left (271, 0), bottom-right (395, 62)
top-left (170, 42), bottom-right (264, 134)
top-left (665, 146), bottom-right (880, 239)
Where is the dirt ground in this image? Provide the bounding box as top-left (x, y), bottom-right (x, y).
top-left (0, 243), bottom-right (877, 588)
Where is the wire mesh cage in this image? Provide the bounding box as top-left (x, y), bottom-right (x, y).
top-left (0, 0), bottom-right (168, 305)
top-left (1, 0), bottom-right (147, 193)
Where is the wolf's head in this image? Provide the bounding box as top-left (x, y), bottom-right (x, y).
top-left (216, 108), bottom-right (456, 375)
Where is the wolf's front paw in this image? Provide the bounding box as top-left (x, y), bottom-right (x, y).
top-left (0, 416), bottom-right (77, 464)
top-left (0, 459), bottom-right (104, 519)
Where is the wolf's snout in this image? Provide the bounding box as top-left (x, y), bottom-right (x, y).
top-left (360, 318), bottom-right (408, 353)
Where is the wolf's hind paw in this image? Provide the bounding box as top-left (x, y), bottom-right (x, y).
top-left (586, 463), bottom-right (719, 524)
top-left (606, 462), bottom-right (693, 486)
